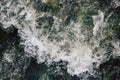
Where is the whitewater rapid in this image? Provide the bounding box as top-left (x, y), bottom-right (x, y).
top-left (0, 0), bottom-right (120, 76)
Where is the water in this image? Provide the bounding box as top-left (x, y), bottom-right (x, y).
top-left (0, 0), bottom-right (120, 80)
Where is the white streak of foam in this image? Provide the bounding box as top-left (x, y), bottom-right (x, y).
top-left (41, 0), bottom-right (48, 3)
top-left (92, 10), bottom-right (107, 36)
top-left (112, 42), bottom-right (120, 57)
top-left (4, 53), bottom-right (13, 62)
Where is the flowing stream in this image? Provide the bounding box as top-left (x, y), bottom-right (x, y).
top-left (0, 0), bottom-right (120, 80)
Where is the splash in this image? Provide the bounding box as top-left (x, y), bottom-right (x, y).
top-left (0, 0), bottom-right (120, 77)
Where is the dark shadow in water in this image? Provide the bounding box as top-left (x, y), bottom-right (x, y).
top-left (100, 57), bottom-right (120, 80)
top-left (24, 57), bottom-right (101, 80)
top-left (0, 24), bottom-right (20, 59)
top-left (24, 58), bottom-right (46, 80)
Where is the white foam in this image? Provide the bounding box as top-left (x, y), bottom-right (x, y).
top-left (20, 20), bottom-right (95, 75)
top-left (0, 4), bottom-right (104, 75)
top-left (1, 0), bottom-right (120, 76)
top-left (112, 42), bottom-right (120, 57)
top-left (4, 53), bottom-right (13, 62)
top-left (92, 10), bottom-right (107, 36)
top-left (41, 0), bottom-right (48, 3)
top-left (113, 0), bottom-right (120, 7)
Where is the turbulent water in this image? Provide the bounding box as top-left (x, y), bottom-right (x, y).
top-left (0, 0), bottom-right (120, 80)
